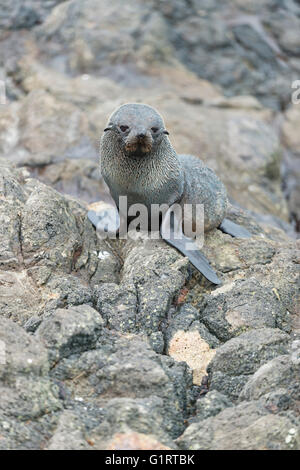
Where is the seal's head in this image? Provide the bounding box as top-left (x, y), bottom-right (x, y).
top-left (103, 103), bottom-right (169, 156)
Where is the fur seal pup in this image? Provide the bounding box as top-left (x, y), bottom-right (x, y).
top-left (88, 103), bottom-right (251, 284)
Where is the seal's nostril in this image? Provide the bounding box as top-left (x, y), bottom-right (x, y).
top-left (137, 133), bottom-right (145, 139)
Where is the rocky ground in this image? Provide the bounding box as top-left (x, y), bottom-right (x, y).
top-left (0, 0), bottom-right (299, 450)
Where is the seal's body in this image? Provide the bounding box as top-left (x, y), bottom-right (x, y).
top-left (101, 133), bottom-right (183, 213)
top-left (178, 154), bottom-right (227, 233)
top-left (92, 103), bottom-right (250, 284)
top-left (100, 103), bottom-right (227, 233)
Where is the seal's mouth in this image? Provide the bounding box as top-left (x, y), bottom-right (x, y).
top-left (125, 135), bottom-right (153, 154)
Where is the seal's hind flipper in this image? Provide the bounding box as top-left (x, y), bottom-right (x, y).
top-left (219, 218), bottom-right (251, 239)
top-left (163, 235), bottom-right (222, 285)
top-left (161, 211), bottom-right (222, 285)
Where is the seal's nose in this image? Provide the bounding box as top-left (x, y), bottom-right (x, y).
top-left (137, 133), bottom-right (145, 139)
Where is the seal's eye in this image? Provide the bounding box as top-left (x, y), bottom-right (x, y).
top-left (120, 125), bottom-right (129, 132)
top-left (151, 127), bottom-right (158, 133)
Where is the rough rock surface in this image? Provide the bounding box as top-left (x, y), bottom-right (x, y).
top-left (207, 328), bottom-right (290, 400)
top-left (0, 0), bottom-right (299, 450)
top-left (0, 1), bottom-right (64, 30)
top-left (177, 401), bottom-right (299, 450)
top-left (32, 0), bottom-right (300, 110)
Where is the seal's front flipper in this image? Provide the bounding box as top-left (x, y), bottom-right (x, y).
top-left (219, 218), bottom-right (251, 239)
top-left (87, 210), bottom-right (101, 229)
top-left (161, 211), bottom-right (222, 285)
top-left (87, 207), bottom-right (120, 234)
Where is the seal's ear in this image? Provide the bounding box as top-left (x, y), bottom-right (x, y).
top-left (104, 126), bottom-right (112, 132)
top-left (163, 130), bottom-right (169, 135)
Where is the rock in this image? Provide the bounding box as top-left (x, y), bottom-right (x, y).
top-left (266, 9), bottom-right (300, 56)
top-left (33, 0), bottom-right (300, 110)
top-left (88, 397), bottom-right (176, 449)
top-left (36, 304), bottom-right (104, 364)
top-left (192, 237), bottom-right (300, 339)
top-left (20, 59), bottom-right (123, 107)
top-left (168, 330), bottom-right (216, 386)
top-left (0, 1), bottom-right (64, 30)
top-left (0, 162), bottom-right (120, 325)
top-left (18, 90), bottom-right (95, 166)
top-left (0, 103), bottom-right (20, 156)
top-left (36, 0), bottom-right (174, 75)
top-left (149, 331), bottom-right (165, 355)
top-left (166, 304), bottom-right (220, 349)
top-left (0, 0), bottom-right (300, 451)
top-left (282, 106), bottom-right (300, 152)
top-left (21, 179), bottom-right (84, 272)
top-left (24, 316), bottom-right (42, 333)
top-left (94, 282), bottom-right (138, 333)
top-left (197, 278), bottom-right (286, 341)
top-left (193, 391), bottom-right (233, 422)
top-left (208, 328), bottom-right (290, 400)
top-left (0, 377), bottom-right (61, 421)
top-left (46, 411), bottom-right (90, 450)
top-left (0, 318), bottom-right (62, 449)
top-left (43, 275), bottom-right (94, 311)
top-left (0, 91), bottom-right (97, 167)
top-left (240, 343), bottom-right (300, 406)
top-left (0, 164), bottom-right (27, 269)
top-left (166, 304), bottom-right (219, 385)
top-left (177, 400), bottom-right (300, 450)
top-left (0, 317), bottom-right (49, 378)
top-left (94, 238), bottom-right (188, 336)
top-left (241, 356), bottom-right (294, 401)
top-left (29, 158), bottom-right (107, 204)
top-left (0, 270), bottom-right (42, 324)
top-left (51, 333), bottom-right (193, 439)
top-left (105, 431), bottom-right (172, 450)
top-left (281, 105), bottom-right (300, 232)
top-left (174, 3), bottom-right (299, 110)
